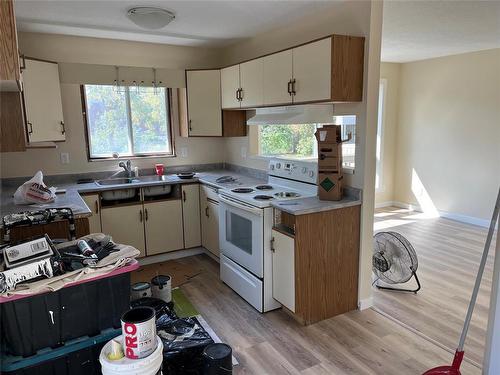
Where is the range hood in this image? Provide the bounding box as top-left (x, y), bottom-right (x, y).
top-left (246, 104), bottom-right (334, 126)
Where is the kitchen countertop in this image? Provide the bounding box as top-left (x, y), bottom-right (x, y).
top-left (0, 169), bottom-right (361, 221)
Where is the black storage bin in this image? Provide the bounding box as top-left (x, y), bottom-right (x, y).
top-left (0, 272), bottom-right (130, 357)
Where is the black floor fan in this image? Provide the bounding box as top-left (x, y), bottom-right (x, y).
top-left (372, 231), bottom-right (421, 293)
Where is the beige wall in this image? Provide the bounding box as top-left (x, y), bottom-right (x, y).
top-left (0, 32), bottom-right (226, 178)
top-left (393, 48), bottom-right (500, 222)
top-left (375, 62), bottom-right (401, 204)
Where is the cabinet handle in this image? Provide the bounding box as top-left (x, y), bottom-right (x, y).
top-left (182, 190), bottom-right (186, 202)
top-left (291, 79), bottom-right (296, 95)
top-left (60, 121), bottom-right (66, 135)
top-left (139, 210), bottom-right (143, 222)
top-left (239, 88), bottom-right (244, 101)
top-left (94, 201), bottom-right (99, 214)
top-left (19, 54), bottom-right (26, 71)
top-left (189, 119), bottom-right (192, 132)
top-left (287, 80), bottom-right (292, 96)
top-left (27, 122), bottom-right (33, 135)
top-left (235, 89), bottom-right (240, 101)
top-left (205, 206), bottom-right (209, 218)
top-left (144, 208), bottom-right (148, 221)
top-left (271, 237), bottom-right (275, 252)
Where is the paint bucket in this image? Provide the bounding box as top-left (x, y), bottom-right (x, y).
top-left (151, 275), bottom-right (172, 303)
top-left (121, 306), bottom-right (157, 359)
top-left (131, 282), bottom-right (152, 300)
top-left (100, 335), bottom-right (163, 375)
top-left (202, 343), bottom-right (233, 374)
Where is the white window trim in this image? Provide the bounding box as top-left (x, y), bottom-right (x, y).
top-left (375, 78), bottom-right (387, 192)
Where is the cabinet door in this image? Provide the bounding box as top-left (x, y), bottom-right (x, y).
top-left (201, 196), bottom-right (220, 257)
top-left (101, 205), bottom-right (145, 257)
top-left (220, 65), bottom-right (240, 109)
top-left (239, 58), bottom-right (264, 108)
top-left (263, 49), bottom-right (293, 106)
top-left (145, 200), bottom-right (184, 255)
top-left (182, 184), bottom-right (201, 248)
top-left (0, 0), bottom-right (21, 89)
top-left (186, 70), bottom-right (222, 136)
top-left (272, 229), bottom-right (295, 312)
top-left (81, 194), bottom-right (101, 234)
top-left (23, 59), bottom-right (65, 142)
top-left (292, 38), bottom-right (332, 103)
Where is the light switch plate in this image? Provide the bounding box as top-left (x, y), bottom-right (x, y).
top-left (60, 152), bottom-right (70, 164)
top-left (180, 147), bottom-right (188, 158)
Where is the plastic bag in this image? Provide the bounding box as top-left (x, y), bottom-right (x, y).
top-left (14, 171), bottom-right (56, 204)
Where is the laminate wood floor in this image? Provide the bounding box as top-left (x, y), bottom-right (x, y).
top-left (174, 253), bottom-right (481, 375)
top-left (373, 207), bottom-right (496, 367)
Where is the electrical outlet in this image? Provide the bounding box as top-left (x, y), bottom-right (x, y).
top-left (241, 147), bottom-right (247, 159)
top-left (60, 152), bottom-right (70, 164)
top-left (180, 147), bottom-right (188, 158)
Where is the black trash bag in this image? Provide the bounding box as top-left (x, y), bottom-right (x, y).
top-left (131, 297), bottom-right (177, 320)
top-left (158, 316), bottom-right (214, 375)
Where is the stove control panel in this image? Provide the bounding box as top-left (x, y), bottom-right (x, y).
top-left (268, 158), bottom-right (317, 185)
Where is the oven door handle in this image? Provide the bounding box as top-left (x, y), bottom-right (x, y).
top-left (219, 195), bottom-right (264, 216)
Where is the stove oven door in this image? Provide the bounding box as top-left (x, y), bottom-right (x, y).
top-left (219, 194), bottom-right (264, 278)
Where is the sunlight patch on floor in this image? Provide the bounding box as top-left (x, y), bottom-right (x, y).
top-left (374, 218), bottom-right (416, 231)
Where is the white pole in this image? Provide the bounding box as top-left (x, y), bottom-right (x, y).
top-left (484, 223), bottom-right (500, 374)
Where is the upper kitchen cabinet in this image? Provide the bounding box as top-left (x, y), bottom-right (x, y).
top-left (23, 58), bottom-right (66, 142)
top-left (185, 69), bottom-right (222, 136)
top-left (263, 50), bottom-right (293, 106)
top-left (239, 59), bottom-right (264, 108)
top-left (0, 0), bottom-right (22, 92)
top-left (220, 64), bottom-right (240, 109)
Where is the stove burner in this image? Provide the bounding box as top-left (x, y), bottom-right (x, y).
top-left (274, 192), bottom-right (301, 199)
top-left (255, 185), bottom-right (273, 191)
top-left (254, 195), bottom-right (273, 201)
top-left (231, 188), bottom-right (254, 194)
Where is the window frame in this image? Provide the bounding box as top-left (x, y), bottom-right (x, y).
top-left (80, 85), bottom-right (176, 161)
top-left (375, 79), bottom-right (387, 192)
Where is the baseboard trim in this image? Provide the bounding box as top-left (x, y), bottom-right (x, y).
top-left (358, 297), bottom-right (373, 310)
top-left (375, 201), bottom-right (492, 228)
top-left (138, 247), bottom-right (205, 266)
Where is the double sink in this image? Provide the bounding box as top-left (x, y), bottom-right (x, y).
top-left (95, 175), bottom-right (176, 200)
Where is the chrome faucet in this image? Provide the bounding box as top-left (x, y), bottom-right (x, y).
top-left (119, 159), bottom-right (133, 178)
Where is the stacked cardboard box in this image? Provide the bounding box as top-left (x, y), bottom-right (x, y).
top-left (315, 125), bottom-right (347, 201)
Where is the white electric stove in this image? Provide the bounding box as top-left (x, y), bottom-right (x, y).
top-left (218, 159), bottom-right (317, 312)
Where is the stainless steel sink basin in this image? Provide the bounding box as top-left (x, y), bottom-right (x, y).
top-left (136, 175), bottom-right (171, 183)
top-left (95, 177), bottom-right (139, 186)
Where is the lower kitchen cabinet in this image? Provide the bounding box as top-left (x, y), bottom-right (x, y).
top-left (101, 204), bottom-right (146, 257)
top-left (181, 184), bottom-right (201, 249)
top-left (81, 194), bottom-right (101, 234)
top-left (145, 200), bottom-right (184, 255)
top-left (200, 185), bottom-right (220, 257)
top-left (271, 229), bottom-right (295, 312)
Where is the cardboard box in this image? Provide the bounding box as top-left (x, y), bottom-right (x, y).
top-left (318, 142), bottom-right (342, 171)
top-left (318, 172), bottom-right (343, 201)
top-left (315, 125), bottom-right (342, 143)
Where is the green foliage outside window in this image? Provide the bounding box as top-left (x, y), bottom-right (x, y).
top-left (259, 124), bottom-right (317, 158)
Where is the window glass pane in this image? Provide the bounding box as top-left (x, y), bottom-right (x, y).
top-left (129, 88), bottom-right (170, 154)
top-left (332, 116), bottom-right (356, 169)
top-left (259, 124), bottom-right (317, 159)
top-left (84, 85), bottom-right (130, 157)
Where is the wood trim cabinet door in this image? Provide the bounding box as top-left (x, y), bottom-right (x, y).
top-left (23, 59), bottom-right (65, 142)
top-left (144, 200), bottom-right (184, 256)
top-left (0, 92), bottom-right (26, 152)
top-left (239, 59), bottom-right (264, 108)
top-left (182, 184), bottom-right (201, 248)
top-left (292, 38), bottom-right (332, 103)
top-left (272, 229), bottom-right (295, 312)
top-left (0, 0), bottom-right (21, 91)
top-left (81, 194), bottom-right (101, 234)
top-left (101, 205), bottom-right (146, 257)
top-left (263, 49), bottom-right (293, 106)
top-left (186, 70), bottom-right (222, 136)
top-left (221, 65), bottom-right (240, 109)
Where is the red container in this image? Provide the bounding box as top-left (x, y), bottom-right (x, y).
top-left (155, 164), bottom-right (164, 176)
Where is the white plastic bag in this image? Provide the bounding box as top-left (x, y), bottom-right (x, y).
top-left (14, 171), bottom-right (57, 205)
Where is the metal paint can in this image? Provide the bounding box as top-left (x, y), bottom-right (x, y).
top-left (121, 306), bottom-right (157, 359)
top-left (131, 282), bottom-right (152, 301)
top-left (151, 275), bottom-right (172, 303)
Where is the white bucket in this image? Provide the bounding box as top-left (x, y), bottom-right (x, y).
top-left (100, 335), bottom-right (163, 375)
top-left (151, 275), bottom-right (172, 303)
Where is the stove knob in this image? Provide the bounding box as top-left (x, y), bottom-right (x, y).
top-left (308, 170), bottom-right (315, 178)
top-left (301, 167), bottom-right (307, 174)
top-left (276, 163), bottom-right (281, 169)
top-left (269, 164), bottom-right (275, 170)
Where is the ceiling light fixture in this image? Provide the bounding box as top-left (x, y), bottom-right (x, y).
top-left (127, 7), bottom-right (175, 30)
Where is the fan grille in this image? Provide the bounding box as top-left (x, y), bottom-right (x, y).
top-left (373, 231), bottom-right (418, 284)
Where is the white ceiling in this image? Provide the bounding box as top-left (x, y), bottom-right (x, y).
top-left (14, 0), bottom-right (343, 47)
top-left (382, 0), bottom-right (500, 63)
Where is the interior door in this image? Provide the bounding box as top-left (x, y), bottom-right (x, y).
top-left (186, 70), bottom-right (222, 136)
top-left (272, 229), bottom-right (295, 312)
top-left (81, 194), bottom-right (101, 234)
top-left (182, 184), bottom-right (201, 249)
top-left (145, 200), bottom-right (184, 255)
top-left (101, 205), bottom-right (145, 257)
top-left (292, 38), bottom-right (332, 103)
top-left (239, 58), bottom-right (264, 108)
top-left (263, 49), bottom-right (293, 106)
top-left (23, 59), bottom-right (65, 142)
top-left (220, 65), bottom-right (240, 109)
